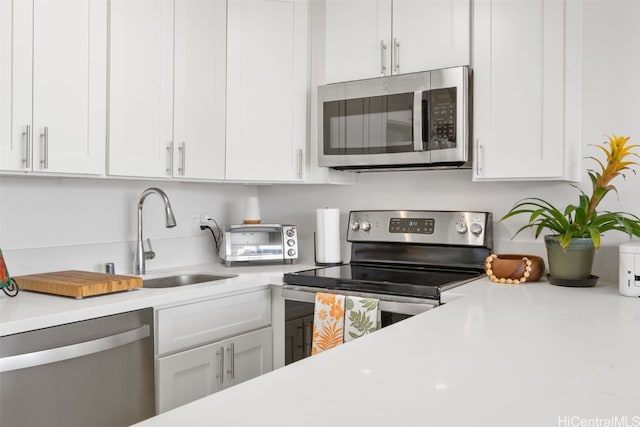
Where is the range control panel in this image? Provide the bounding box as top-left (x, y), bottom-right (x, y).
top-left (347, 210), bottom-right (492, 248)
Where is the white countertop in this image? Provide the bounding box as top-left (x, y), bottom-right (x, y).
top-left (0, 262), bottom-right (310, 336)
top-left (133, 278), bottom-right (640, 427)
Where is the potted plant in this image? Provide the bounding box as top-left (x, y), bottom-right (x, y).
top-left (501, 135), bottom-right (640, 285)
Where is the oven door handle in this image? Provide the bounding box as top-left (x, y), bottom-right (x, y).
top-left (281, 285), bottom-right (438, 316)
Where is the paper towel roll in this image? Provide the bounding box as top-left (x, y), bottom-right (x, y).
top-left (315, 208), bottom-right (341, 264)
top-left (243, 197), bottom-right (261, 224)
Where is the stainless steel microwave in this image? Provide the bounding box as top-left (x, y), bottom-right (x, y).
top-left (318, 66), bottom-right (470, 171)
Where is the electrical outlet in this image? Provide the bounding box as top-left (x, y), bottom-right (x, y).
top-left (199, 213), bottom-right (210, 224)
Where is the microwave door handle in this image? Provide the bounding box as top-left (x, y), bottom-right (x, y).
top-left (413, 91), bottom-right (426, 152)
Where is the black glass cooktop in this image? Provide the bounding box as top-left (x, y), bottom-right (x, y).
top-left (283, 264), bottom-right (483, 300)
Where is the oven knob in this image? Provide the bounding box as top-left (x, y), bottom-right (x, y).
top-left (287, 249), bottom-right (296, 256)
top-left (470, 222), bottom-right (483, 236)
top-left (287, 239), bottom-right (296, 247)
top-left (361, 221), bottom-right (371, 231)
top-left (286, 228), bottom-right (295, 237)
top-left (351, 221), bottom-right (360, 231)
top-left (455, 221), bottom-right (468, 234)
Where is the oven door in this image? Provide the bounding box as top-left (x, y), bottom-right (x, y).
top-left (281, 284), bottom-right (438, 365)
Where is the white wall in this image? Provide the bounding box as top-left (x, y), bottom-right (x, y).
top-left (0, 176), bottom-right (258, 275)
top-left (1, 1), bottom-right (638, 283)
top-left (258, 0), bottom-right (640, 283)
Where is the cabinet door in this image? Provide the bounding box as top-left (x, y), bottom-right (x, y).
top-left (0, 0), bottom-right (32, 172)
top-left (108, 0), bottom-right (174, 178)
top-left (392, 0), bottom-right (470, 74)
top-left (156, 342), bottom-right (224, 413)
top-left (324, 0), bottom-right (391, 83)
top-left (32, 0), bottom-right (106, 175)
top-left (473, 0), bottom-right (581, 181)
top-left (224, 327), bottom-right (273, 388)
top-left (173, 0), bottom-right (226, 180)
top-left (156, 327), bottom-right (272, 413)
top-left (225, 0), bottom-right (307, 182)
top-left (1, 0), bottom-right (106, 174)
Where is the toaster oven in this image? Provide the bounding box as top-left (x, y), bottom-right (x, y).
top-left (219, 224), bottom-right (298, 267)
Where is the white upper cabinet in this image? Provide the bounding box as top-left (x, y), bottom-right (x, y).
top-left (173, 0), bottom-right (227, 180)
top-left (108, 0), bottom-right (226, 180)
top-left (225, 0), bottom-right (307, 182)
top-left (472, 0), bottom-right (581, 181)
top-left (1, 0), bottom-right (106, 175)
top-left (324, 0), bottom-right (470, 84)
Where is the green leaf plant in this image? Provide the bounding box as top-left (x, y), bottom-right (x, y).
top-left (501, 135), bottom-right (640, 249)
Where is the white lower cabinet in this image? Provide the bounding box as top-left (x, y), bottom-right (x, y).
top-left (155, 289), bottom-right (272, 413)
top-left (156, 327), bottom-right (272, 413)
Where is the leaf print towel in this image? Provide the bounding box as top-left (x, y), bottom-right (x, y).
top-left (344, 296), bottom-right (380, 342)
top-left (311, 292), bottom-right (345, 355)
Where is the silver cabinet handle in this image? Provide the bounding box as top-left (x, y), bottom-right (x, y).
top-left (476, 140), bottom-right (484, 175)
top-left (380, 40), bottom-right (387, 75)
top-left (216, 346), bottom-right (224, 385)
top-left (296, 148), bottom-right (303, 179)
top-left (40, 126), bottom-right (48, 169)
top-left (0, 325), bottom-right (150, 373)
top-left (22, 124), bottom-right (31, 168)
top-left (178, 142), bottom-right (186, 176)
top-left (393, 37), bottom-right (400, 73)
top-left (166, 143), bottom-right (173, 176)
top-left (226, 343), bottom-right (235, 380)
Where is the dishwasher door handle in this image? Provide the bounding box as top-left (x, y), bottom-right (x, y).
top-left (0, 324), bottom-right (150, 373)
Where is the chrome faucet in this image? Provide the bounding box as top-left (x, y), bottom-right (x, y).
top-left (135, 187), bottom-right (177, 275)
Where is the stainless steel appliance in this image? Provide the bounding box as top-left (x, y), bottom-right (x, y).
top-left (282, 210), bottom-right (492, 364)
top-left (220, 224), bottom-right (298, 267)
top-left (318, 67), bottom-right (470, 171)
top-left (0, 308), bottom-right (154, 426)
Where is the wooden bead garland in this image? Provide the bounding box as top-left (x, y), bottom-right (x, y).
top-left (484, 254), bottom-right (544, 284)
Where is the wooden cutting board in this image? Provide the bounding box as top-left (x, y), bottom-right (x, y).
top-left (14, 270), bottom-right (142, 299)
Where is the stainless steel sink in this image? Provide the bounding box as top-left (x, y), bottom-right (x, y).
top-left (142, 273), bottom-right (237, 288)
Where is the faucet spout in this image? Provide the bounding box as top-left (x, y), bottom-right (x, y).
top-left (135, 187), bottom-right (177, 275)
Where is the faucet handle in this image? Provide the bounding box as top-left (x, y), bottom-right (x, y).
top-left (144, 238), bottom-right (156, 260)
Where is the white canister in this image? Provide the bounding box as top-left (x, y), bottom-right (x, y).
top-left (619, 242), bottom-right (640, 297)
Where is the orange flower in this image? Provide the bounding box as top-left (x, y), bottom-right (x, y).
top-left (317, 308), bottom-right (328, 320)
top-left (330, 302), bottom-right (344, 320)
top-left (316, 292), bottom-right (336, 306)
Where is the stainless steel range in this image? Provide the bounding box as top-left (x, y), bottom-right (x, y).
top-left (282, 210), bottom-right (492, 364)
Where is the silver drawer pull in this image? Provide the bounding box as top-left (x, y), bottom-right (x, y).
top-left (216, 346), bottom-right (224, 385)
top-left (40, 126), bottom-right (48, 169)
top-left (22, 124), bottom-right (31, 168)
top-left (226, 343), bottom-right (235, 379)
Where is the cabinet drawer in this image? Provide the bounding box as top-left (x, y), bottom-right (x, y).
top-left (157, 289), bottom-right (271, 355)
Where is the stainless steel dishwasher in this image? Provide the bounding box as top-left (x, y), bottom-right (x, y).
top-left (0, 308), bottom-right (155, 427)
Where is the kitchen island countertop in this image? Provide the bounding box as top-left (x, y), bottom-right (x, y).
top-left (133, 278), bottom-right (640, 427)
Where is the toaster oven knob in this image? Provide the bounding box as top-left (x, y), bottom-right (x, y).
top-left (288, 249), bottom-right (296, 256)
top-left (287, 239), bottom-right (296, 247)
top-left (361, 221), bottom-right (371, 231)
top-left (455, 221), bottom-right (468, 234)
top-left (470, 222), bottom-right (483, 236)
top-left (351, 221), bottom-right (360, 231)
top-left (286, 228), bottom-right (295, 237)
